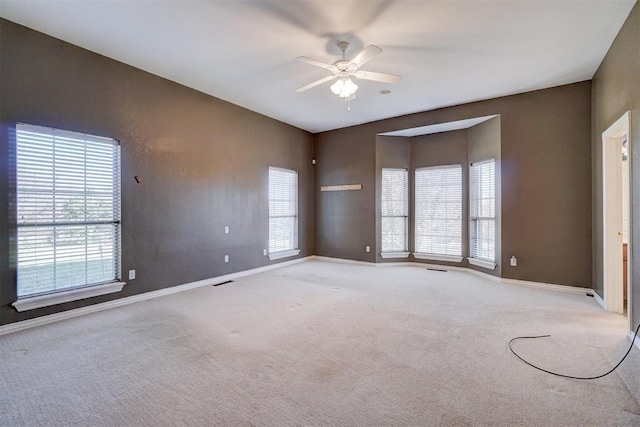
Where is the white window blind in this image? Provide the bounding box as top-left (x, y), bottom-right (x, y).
top-left (269, 167), bottom-right (298, 254)
top-left (470, 159), bottom-right (495, 261)
top-left (381, 168), bottom-right (408, 253)
top-left (16, 123), bottom-right (121, 298)
top-left (415, 165), bottom-right (462, 256)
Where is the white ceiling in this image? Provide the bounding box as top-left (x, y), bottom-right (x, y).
top-left (0, 0), bottom-right (635, 133)
top-left (380, 115), bottom-right (498, 137)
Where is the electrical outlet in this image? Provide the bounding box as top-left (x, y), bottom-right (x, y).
top-left (510, 256), bottom-right (517, 267)
top-left (128, 269), bottom-right (136, 280)
top-left (224, 255), bottom-right (229, 263)
top-left (224, 225), bottom-right (230, 234)
top-left (263, 249), bottom-right (267, 256)
top-left (365, 245), bottom-right (371, 253)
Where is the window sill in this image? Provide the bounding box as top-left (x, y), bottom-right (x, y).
top-left (268, 249), bottom-right (300, 261)
top-left (380, 252), bottom-right (410, 259)
top-left (413, 253), bottom-right (463, 263)
top-left (467, 258), bottom-right (496, 270)
top-left (12, 281), bottom-right (126, 312)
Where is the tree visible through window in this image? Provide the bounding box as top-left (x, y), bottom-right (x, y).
top-left (414, 165), bottom-right (462, 257)
top-left (16, 124), bottom-right (121, 297)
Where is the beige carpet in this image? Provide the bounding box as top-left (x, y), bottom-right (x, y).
top-left (0, 259), bottom-right (638, 426)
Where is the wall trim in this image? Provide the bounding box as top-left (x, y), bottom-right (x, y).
top-left (501, 278), bottom-right (591, 295)
top-left (389, 261), bottom-right (591, 291)
top-left (413, 253), bottom-right (463, 263)
top-left (468, 257), bottom-right (497, 270)
top-left (379, 252), bottom-right (410, 259)
top-left (631, 331), bottom-right (640, 351)
top-left (310, 255), bottom-right (376, 266)
top-left (0, 256), bottom-right (311, 337)
top-left (593, 291), bottom-right (606, 309)
top-left (13, 281), bottom-right (126, 312)
top-left (464, 266), bottom-right (502, 283)
top-left (414, 261), bottom-right (469, 272)
top-left (268, 249), bottom-right (301, 260)
top-left (411, 261), bottom-right (502, 282)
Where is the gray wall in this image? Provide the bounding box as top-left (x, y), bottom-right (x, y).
top-left (315, 82), bottom-right (592, 288)
top-left (0, 19), bottom-right (314, 326)
top-left (592, 1), bottom-right (640, 330)
top-left (314, 126), bottom-right (376, 262)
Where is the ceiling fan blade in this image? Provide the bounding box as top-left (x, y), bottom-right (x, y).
top-left (350, 44), bottom-right (383, 68)
top-left (295, 75), bottom-right (337, 93)
top-left (296, 56), bottom-right (335, 71)
top-left (355, 70), bottom-right (401, 84)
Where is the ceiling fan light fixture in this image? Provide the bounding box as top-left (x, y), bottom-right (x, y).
top-left (331, 77), bottom-right (358, 98)
top-left (330, 79), bottom-right (342, 95)
top-left (296, 42), bottom-right (399, 103)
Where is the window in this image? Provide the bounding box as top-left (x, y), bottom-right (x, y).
top-left (381, 168), bottom-right (409, 256)
top-left (469, 159), bottom-right (495, 266)
top-left (16, 123), bottom-right (122, 301)
top-left (268, 167), bottom-right (299, 260)
top-left (414, 165), bottom-right (463, 261)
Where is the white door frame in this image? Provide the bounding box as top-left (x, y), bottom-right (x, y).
top-left (602, 111), bottom-right (632, 327)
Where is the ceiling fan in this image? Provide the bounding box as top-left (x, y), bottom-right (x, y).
top-left (295, 41), bottom-right (401, 101)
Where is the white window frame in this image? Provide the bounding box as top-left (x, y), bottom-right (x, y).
top-left (414, 164), bottom-right (463, 263)
top-left (380, 168), bottom-right (409, 258)
top-left (12, 123), bottom-right (124, 312)
top-left (268, 167), bottom-right (300, 260)
top-left (469, 159), bottom-right (496, 269)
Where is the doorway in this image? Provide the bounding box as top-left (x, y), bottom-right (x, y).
top-left (602, 111), bottom-right (632, 329)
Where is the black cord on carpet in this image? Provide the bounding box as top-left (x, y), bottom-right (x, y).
top-left (509, 323), bottom-right (640, 380)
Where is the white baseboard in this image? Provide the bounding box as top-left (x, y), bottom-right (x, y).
top-left (593, 291), bottom-right (606, 309)
top-left (409, 259), bottom-right (593, 293)
top-left (363, 259), bottom-right (584, 291)
top-left (0, 256), bottom-right (311, 337)
top-left (501, 278), bottom-right (591, 295)
top-left (465, 267), bottom-right (503, 283)
top-left (418, 262), bottom-right (468, 273)
top-left (408, 261), bottom-right (502, 282)
top-left (376, 261), bottom-right (418, 268)
top-left (631, 330), bottom-right (640, 351)
top-left (310, 255), bottom-right (376, 267)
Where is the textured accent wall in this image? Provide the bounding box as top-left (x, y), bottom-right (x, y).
top-left (0, 19), bottom-right (314, 326)
top-left (592, 1), bottom-right (640, 330)
top-left (315, 82), bottom-right (592, 288)
top-left (314, 125), bottom-right (377, 262)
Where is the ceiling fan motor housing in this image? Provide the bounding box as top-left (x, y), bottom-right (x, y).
top-left (334, 61), bottom-right (358, 77)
